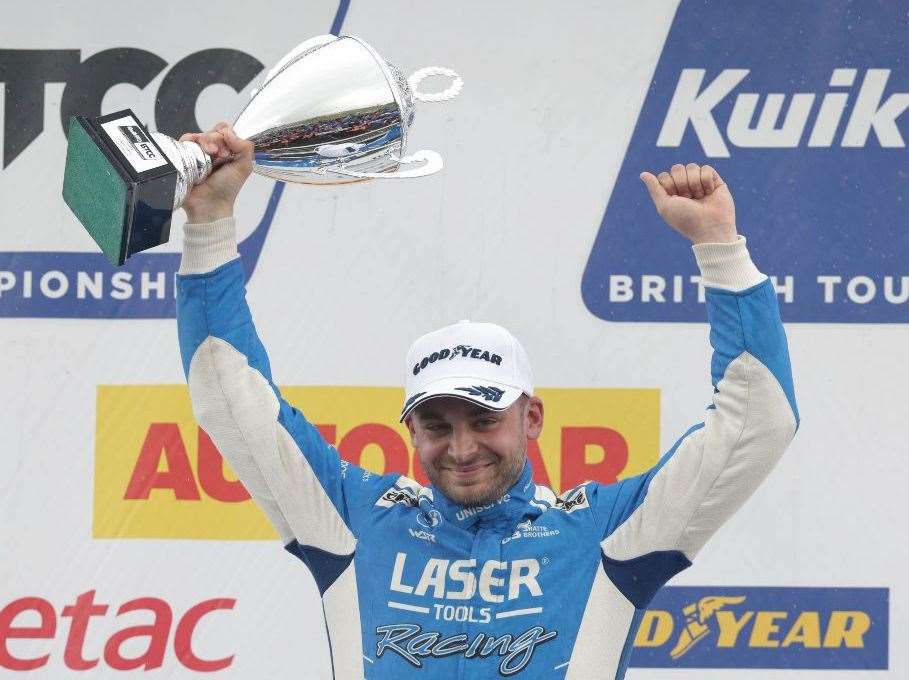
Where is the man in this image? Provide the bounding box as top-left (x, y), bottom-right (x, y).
top-left (177, 123), bottom-right (798, 679)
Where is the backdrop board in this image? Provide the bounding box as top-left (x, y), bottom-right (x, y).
top-left (0, 1), bottom-right (903, 678)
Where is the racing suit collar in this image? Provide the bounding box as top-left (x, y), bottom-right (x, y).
top-left (429, 459), bottom-right (541, 532)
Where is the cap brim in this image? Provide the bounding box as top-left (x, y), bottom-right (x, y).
top-left (400, 376), bottom-right (524, 421)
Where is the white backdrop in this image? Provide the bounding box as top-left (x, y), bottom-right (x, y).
top-left (0, 1), bottom-right (903, 678)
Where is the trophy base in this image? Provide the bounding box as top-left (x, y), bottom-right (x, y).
top-left (62, 110), bottom-right (179, 266)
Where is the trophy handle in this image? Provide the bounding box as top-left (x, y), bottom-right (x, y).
top-left (407, 67), bottom-right (464, 102)
top-left (329, 150), bottom-right (444, 179)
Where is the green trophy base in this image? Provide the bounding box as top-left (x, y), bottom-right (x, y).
top-left (62, 110), bottom-right (179, 266)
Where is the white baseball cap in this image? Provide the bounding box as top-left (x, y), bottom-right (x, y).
top-left (400, 319), bottom-right (534, 421)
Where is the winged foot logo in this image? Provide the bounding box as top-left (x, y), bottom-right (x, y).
top-left (669, 595), bottom-right (746, 658)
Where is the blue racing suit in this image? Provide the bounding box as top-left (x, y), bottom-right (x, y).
top-left (176, 217), bottom-right (798, 679)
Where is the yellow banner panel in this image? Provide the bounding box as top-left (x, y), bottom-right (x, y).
top-left (94, 386), bottom-right (659, 540)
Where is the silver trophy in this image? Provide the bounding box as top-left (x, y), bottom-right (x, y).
top-left (156, 34), bottom-right (463, 198)
top-left (62, 34), bottom-right (462, 265)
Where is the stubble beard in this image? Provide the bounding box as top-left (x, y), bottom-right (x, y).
top-left (430, 449), bottom-right (526, 507)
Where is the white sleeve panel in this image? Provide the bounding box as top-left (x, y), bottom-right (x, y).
top-left (564, 564), bottom-right (636, 679)
top-left (323, 564), bottom-right (367, 679)
top-left (188, 336), bottom-right (356, 556)
top-left (601, 352), bottom-right (797, 562)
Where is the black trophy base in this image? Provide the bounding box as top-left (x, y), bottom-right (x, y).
top-left (62, 110), bottom-right (179, 266)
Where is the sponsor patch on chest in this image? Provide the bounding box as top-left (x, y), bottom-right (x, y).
top-left (554, 486), bottom-right (590, 513)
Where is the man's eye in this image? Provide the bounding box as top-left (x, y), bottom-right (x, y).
top-left (425, 424), bottom-right (448, 432)
top-left (476, 418), bottom-right (497, 427)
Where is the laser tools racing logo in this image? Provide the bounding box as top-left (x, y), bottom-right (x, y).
top-left (378, 552), bottom-right (555, 675)
top-left (375, 623), bottom-right (556, 676)
top-left (582, 0), bottom-right (909, 323)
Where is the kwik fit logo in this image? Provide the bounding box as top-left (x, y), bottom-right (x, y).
top-left (0, 1), bottom-right (350, 319)
top-left (630, 586), bottom-right (888, 670)
top-left (582, 0), bottom-right (909, 323)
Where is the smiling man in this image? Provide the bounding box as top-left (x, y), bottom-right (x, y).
top-left (409, 395), bottom-right (535, 506)
top-left (402, 320), bottom-right (543, 509)
top-left (176, 124), bottom-right (798, 679)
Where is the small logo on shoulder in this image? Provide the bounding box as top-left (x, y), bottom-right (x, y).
top-left (555, 488), bottom-right (589, 514)
top-left (377, 487), bottom-right (419, 509)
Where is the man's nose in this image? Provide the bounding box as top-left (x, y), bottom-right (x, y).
top-left (448, 425), bottom-right (479, 463)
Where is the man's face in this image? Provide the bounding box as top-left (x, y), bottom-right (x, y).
top-left (406, 395), bottom-right (544, 507)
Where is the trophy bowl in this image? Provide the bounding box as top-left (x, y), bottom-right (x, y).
top-left (62, 34), bottom-right (462, 265)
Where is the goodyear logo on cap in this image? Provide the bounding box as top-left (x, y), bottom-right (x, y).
top-left (631, 586), bottom-right (888, 669)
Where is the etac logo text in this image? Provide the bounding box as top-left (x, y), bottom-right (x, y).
top-left (0, 590), bottom-right (235, 672)
top-left (630, 586), bottom-right (888, 669)
top-left (583, 0), bottom-right (909, 323)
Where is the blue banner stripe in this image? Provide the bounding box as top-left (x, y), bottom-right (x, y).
top-left (630, 586), bottom-right (888, 669)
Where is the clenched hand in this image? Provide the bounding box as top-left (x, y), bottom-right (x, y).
top-left (180, 122), bottom-right (254, 224)
top-left (640, 163), bottom-right (737, 244)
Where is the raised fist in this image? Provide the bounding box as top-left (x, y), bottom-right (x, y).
top-left (640, 163), bottom-right (737, 244)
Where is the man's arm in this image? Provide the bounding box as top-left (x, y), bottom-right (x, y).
top-left (176, 125), bottom-right (396, 560)
top-left (591, 164), bottom-right (798, 607)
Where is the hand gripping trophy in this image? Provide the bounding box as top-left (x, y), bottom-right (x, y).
top-left (61, 35), bottom-right (463, 265)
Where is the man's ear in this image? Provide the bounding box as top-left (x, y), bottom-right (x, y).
top-left (525, 396), bottom-right (544, 440)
